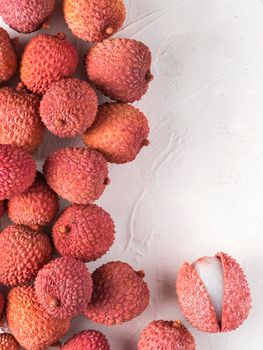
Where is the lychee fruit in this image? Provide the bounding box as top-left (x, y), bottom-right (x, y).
top-left (86, 38), bottom-right (153, 103)
top-left (176, 252), bottom-right (252, 333)
top-left (62, 330), bottom-right (110, 350)
top-left (0, 144), bottom-right (36, 200)
top-left (8, 172), bottom-right (59, 230)
top-left (7, 285), bottom-right (70, 350)
top-left (43, 147), bottom-right (109, 204)
top-left (0, 200), bottom-right (4, 218)
top-left (35, 257), bottom-right (93, 319)
top-left (0, 0), bottom-right (55, 33)
top-left (84, 261), bottom-right (150, 325)
top-left (21, 33), bottom-right (78, 94)
top-left (0, 224), bottom-right (53, 287)
top-left (40, 78), bottom-right (98, 138)
top-left (52, 204), bottom-right (115, 262)
top-left (83, 103), bottom-right (150, 164)
top-left (0, 28), bottom-right (17, 83)
top-left (0, 334), bottom-right (20, 350)
top-left (0, 85), bottom-right (44, 153)
top-left (64, 0), bottom-right (126, 43)
top-left (138, 320), bottom-right (196, 350)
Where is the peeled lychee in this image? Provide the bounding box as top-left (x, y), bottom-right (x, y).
top-left (0, 85), bottom-right (44, 153)
top-left (83, 103), bottom-right (150, 164)
top-left (62, 330), bottom-right (110, 350)
top-left (40, 78), bottom-right (98, 138)
top-left (0, 0), bottom-right (55, 33)
top-left (0, 224), bottom-right (53, 287)
top-left (64, 0), bottom-right (126, 43)
top-left (176, 252), bottom-right (252, 333)
top-left (86, 38), bottom-right (153, 103)
top-left (0, 200), bottom-right (4, 218)
top-left (0, 144), bottom-right (36, 200)
top-left (8, 172), bottom-right (59, 230)
top-left (0, 28), bottom-right (17, 83)
top-left (138, 320), bottom-right (196, 350)
top-left (0, 334), bottom-right (20, 350)
top-left (21, 33), bottom-right (78, 94)
top-left (7, 285), bottom-right (70, 350)
top-left (44, 147), bottom-right (109, 204)
top-left (52, 204), bottom-right (115, 262)
top-left (35, 257), bottom-right (93, 319)
top-left (84, 261), bottom-right (150, 325)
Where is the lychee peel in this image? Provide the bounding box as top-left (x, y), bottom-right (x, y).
top-left (62, 330), bottom-right (111, 350)
top-left (0, 333), bottom-right (20, 350)
top-left (0, 28), bottom-right (17, 83)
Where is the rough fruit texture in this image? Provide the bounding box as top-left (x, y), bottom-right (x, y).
top-left (0, 334), bottom-right (20, 350)
top-left (0, 28), bottom-right (17, 83)
top-left (21, 33), bottom-right (78, 94)
top-left (0, 86), bottom-right (44, 153)
top-left (64, 0), bottom-right (126, 42)
top-left (62, 330), bottom-right (110, 350)
top-left (40, 78), bottom-right (98, 138)
top-left (0, 200), bottom-right (4, 218)
top-left (84, 261), bottom-right (150, 325)
top-left (83, 103), bottom-right (150, 164)
top-left (0, 225), bottom-right (53, 287)
top-left (52, 204), bottom-right (115, 262)
top-left (7, 286), bottom-right (70, 350)
top-left (44, 147), bottom-right (109, 204)
top-left (0, 144), bottom-right (36, 200)
top-left (8, 172), bottom-right (59, 229)
top-left (86, 38), bottom-right (153, 103)
top-left (138, 320), bottom-right (196, 350)
top-left (35, 257), bottom-right (93, 319)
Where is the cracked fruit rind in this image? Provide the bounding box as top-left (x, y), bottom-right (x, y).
top-left (84, 261), bottom-right (150, 325)
top-left (85, 38), bottom-right (153, 103)
top-left (64, 0), bottom-right (126, 43)
top-left (0, 334), bottom-right (20, 350)
top-left (0, 224), bottom-right (53, 287)
top-left (35, 257), bottom-right (93, 319)
top-left (83, 103), bottom-right (150, 164)
top-left (43, 147), bottom-right (109, 204)
top-left (7, 285), bottom-right (70, 350)
top-left (62, 330), bottom-right (110, 350)
top-left (0, 28), bottom-right (17, 83)
top-left (52, 204), bottom-right (115, 262)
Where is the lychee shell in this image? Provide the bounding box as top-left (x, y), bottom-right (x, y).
top-left (0, 28), bottom-right (17, 83)
top-left (62, 330), bottom-right (110, 350)
top-left (0, 334), bottom-right (20, 350)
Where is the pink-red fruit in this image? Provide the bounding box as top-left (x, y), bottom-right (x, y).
top-left (62, 330), bottom-right (110, 350)
top-left (0, 333), bottom-right (20, 350)
top-left (0, 28), bottom-right (17, 83)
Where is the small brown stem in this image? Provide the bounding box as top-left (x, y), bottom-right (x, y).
top-left (48, 296), bottom-right (61, 308)
top-left (105, 26), bottom-right (114, 36)
top-left (136, 270), bottom-right (145, 278)
top-left (42, 21), bottom-right (50, 29)
top-left (145, 70), bottom-right (154, 82)
top-left (56, 32), bottom-right (66, 40)
top-left (173, 320), bottom-right (182, 328)
top-left (104, 178), bottom-right (110, 185)
top-left (142, 139), bottom-right (150, 147)
top-left (59, 225), bottom-right (71, 234)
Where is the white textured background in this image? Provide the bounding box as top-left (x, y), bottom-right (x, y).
top-left (1, 0), bottom-right (263, 349)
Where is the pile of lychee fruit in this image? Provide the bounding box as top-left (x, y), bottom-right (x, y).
top-left (0, 1), bottom-right (252, 349)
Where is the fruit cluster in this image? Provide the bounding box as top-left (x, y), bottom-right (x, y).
top-left (0, 1), bottom-right (252, 349)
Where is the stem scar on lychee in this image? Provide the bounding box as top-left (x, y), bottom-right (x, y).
top-left (48, 296), bottom-right (61, 308)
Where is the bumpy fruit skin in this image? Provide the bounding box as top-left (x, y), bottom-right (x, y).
top-left (64, 0), bottom-right (126, 43)
top-left (8, 172), bottom-right (59, 229)
top-left (0, 200), bottom-right (4, 218)
top-left (86, 38), bottom-right (153, 103)
top-left (0, 334), bottom-right (20, 350)
top-left (138, 320), bottom-right (196, 350)
top-left (84, 261), bottom-right (150, 325)
top-left (44, 147), bottom-right (109, 204)
top-left (0, 225), bottom-right (53, 287)
top-left (53, 204), bottom-right (115, 262)
top-left (0, 28), bottom-right (17, 83)
top-left (176, 252), bottom-right (252, 333)
top-left (35, 257), bottom-right (93, 319)
top-left (62, 330), bottom-right (110, 350)
top-left (0, 0), bottom-right (55, 33)
top-left (40, 78), bottom-right (98, 138)
top-left (21, 33), bottom-right (78, 94)
top-left (0, 86), bottom-right (44, 153)
top-left (83, 103), bottom-right (150, 164)
top-left (7, 286), bottom-right (70, 350)
top-left (0, 144), bottom-right (36, 200)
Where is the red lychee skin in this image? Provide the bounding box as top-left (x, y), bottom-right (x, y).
top-left (0, 200), bottom-right (4, 218)
top-left (176, 252), bottom-right (252, 333)
top-left (0, 333), bottom-right (20, 350)
top-left (43, 147), bottom-right (109, 204)
top-left (21, 33), bottom-right (78, 95)
top-left (0, 28), bottom-right (17, 83)
top-left (35, 257), bottom-right (93, 319)
top-left (84, 261), bottom-right (150, 325)
top-left (0, 0), bottom-right (55, 33)
top-left (40, 78), bottom-right (98, 138)
top-left (52, 204), bottom-right (115, 262)
top-left (138, 320), bottom-right (196, 350)
top-left (8, 172), bottom-right (59, 229)
top-left (86, 38), bottom-right (153, 103)
top-left (62, 330), bottom-right (111, 350)
top-left (0, 144), bottom-right (36, 200)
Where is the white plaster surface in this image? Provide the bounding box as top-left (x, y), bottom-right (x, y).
top-left (1, 0), bottom-right (263, 349)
